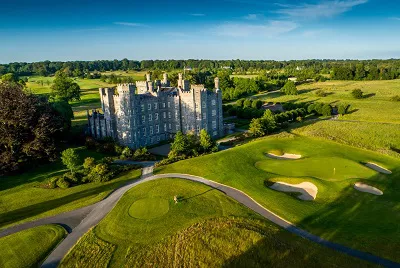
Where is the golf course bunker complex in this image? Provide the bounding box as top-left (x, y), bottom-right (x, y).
top-left (354, 182), bottom-right (383, 196)
top-left (365, 162), bottom-right (392, 174)
top-left (269, 182), bottom-right (318, 200)
top-left (266, 152), bottom-right (302, 160)
top-left (129, 198), bottom-right (170, 219)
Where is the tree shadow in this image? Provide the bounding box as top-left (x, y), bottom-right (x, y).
top-left (347, 108), bottom-right (359, 114)
top-left (178, 189), bottom-right (215, 202)
top-left (363, 93), bottom-right (376, 99)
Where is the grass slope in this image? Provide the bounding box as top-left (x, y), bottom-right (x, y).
top-left (0, 224), bottom-right (66, 268)
top-left (0, 148), bottom-right (141, 230)
top-left (61, 179), bottom-right (372, 268)
top-left (156, 133), bottom-right (400, 262)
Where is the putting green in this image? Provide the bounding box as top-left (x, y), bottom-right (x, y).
top-left (129, 198), bottom-right (170, 219)
top-left (256, 157), bottom-right (377, 181)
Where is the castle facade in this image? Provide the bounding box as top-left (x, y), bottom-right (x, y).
top-left (87, 73), bottom-right (224, 149)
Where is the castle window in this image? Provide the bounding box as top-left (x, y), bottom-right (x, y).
top-left (164, 124), bottom-right (167, 131)
top-left (154, 103), bottom-right (158, 109)
top-left (149, 114), bottom-right (152, 121)
top-left (202, 113), bottom-right (206, 120)
top-left (168, 102), bottom-right (171, 108)
top-left (156, 125), bottom-right (159, 133)
top-left (213, 131), bottom-right (217, 136)
top-left (142, 127), bottom-right (146, 136)
top-left (162, 102), bottom-right (166, 108)
top-left (155, 113), bottom-right (159, 120)
top-left (212, 100), bottom-right (216, 106)
top-left (212, 110), bottom-right (216, 116)
top-left (141, 104), bottom-right (145, 112)
top-left (175, 111), bottom-right (178, 119)
top-left (142, 115), bottom-right (145, 124)
top-left (197, 125), bottom-right (200, 133)
top-left (163, 112), bottom-right (166, 119)
top-left (150, 126), bottom-right (153, 135)
top-left (148, 104), bottom-right (151, 110)
top-left (169, 123), bottom-right (171, 130)
top-left (176, 125), bottom-right (180, 131)
top-left (157, 136), bottom-right (160, 142)
top-left (212, 120), bottom-right (217, 129)
top-left (202, 101), bottom-right (206, 108)
top-left (196, 113), bottom-right (201, 120)
top-left (168, 112), bottom-right (171, 119)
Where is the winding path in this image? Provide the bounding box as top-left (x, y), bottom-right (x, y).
top-left (26, 167), bottom-right (400, 267)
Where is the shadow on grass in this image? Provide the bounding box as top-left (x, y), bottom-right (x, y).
top-left (180, 189), bottom-right (215, 201)
top-left (363, 93), bottom-right (376, 99)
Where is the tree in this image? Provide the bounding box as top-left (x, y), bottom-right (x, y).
top-left (252, 100), bottom-right (263, 109)
top-left (321, 104), bottom-right (332, 116)
top-left (281, 81), bottom-right (298, 95)
top-left (249, 118), bottom-right (265, 137)
top-left (261, 110), bottom-right (277, 134)
top-left (51, 100), bottom-right (74, 131)
top-left (351, 89), bottom-right (363, 99)
top-left (243, 99), bottom-right (252, 108)
top-left (338, 103), bottom-right (350, 115)
top-left (83, 157), bottom-right (96, 171)
top-left (236, 98), bottom-right (245, 107)
top-left (199, 129), bottom-right (213, 152)
top-left (61, 148), bottom-right (80, 174)
top-left (169, 131), bottom-right (189, 157)
top-left (51, 71), bottom-right (81, 102)
top-left (0, 82), bottom-right (65, 175)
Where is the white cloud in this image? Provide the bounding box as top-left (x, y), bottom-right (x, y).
top-left (114, 22), bottom-right (147, 27)
top-left (214, 20), bottom-right (298, 37)
top-left (390, 17), bottom-right (400, 21)
top-left (243, 14), bottom-right (260, 20)
top-left (164, 32), bottom-right (188, 37)
top-left (190, 13), bottom-right (205, 17)
top-left (275, 0), bottom-right (368, 19)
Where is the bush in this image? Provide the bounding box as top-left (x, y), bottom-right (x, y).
top-left (315, 89), bottom-right (327, 97)
top-left (351, 89), bottom-right (363, 99)
top-left (56, 177), bottom-right (70, 189)
top-left (321, 104), bottom-right (332, 116)
top-left (390, 95), bottom-right (400, 102)
top-left (338, 103), bottom-right (350, 115)
top-left (63, 172), bottom-right (81, 183)
top-left (121, 147), bottom-right (133, 159)
top-left (252, 100), bottom-right (263, 109)
top-left (236, 99), bottom-right (245, 107)
top-left (86, 163), bottom-right (111, 183)
top-left (243, 99), bottom-right (252, 108)
top-left (83, 157), bottom-right (96, 171)
top-left (281, 81), bottom-right (298, 95)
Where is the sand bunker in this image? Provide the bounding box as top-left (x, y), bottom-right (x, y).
top-left (269, 182), bottom-right (318, 200)
top-left (266, 153), bottom-right (302, 160)
top-left (354, 182), bottom-right (383, 196)
top-left (365, 162), bottom-right (392, 174)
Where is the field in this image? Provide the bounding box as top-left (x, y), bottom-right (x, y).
top-left (156, 133), bottom-right (400, 262)
top-left (0, 224), bottom-right (66, 268)
top-left (0, 147), bottom-right (142, 230)
top-left (60, 179), bottom-right (372, 267)
top-left (100, 70), bottom-right (147, 81)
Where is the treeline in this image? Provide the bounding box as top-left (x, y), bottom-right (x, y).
top-left (2, 59), bottom-right (400, 79)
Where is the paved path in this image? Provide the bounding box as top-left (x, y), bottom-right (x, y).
top-left (40, 168), bottom-right (400, 268)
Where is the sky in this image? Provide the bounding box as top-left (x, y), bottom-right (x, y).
top-left (1, 0), bottom-right (400, 63)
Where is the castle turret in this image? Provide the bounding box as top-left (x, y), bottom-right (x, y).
top-left (163, 73), bottom-right (168, 83)
top-left (178, 73), bottom-right (183, 88)
top-left (214, 77), bottom-right (220, 89)
top-left (146, 73), bottom-right (151, 82)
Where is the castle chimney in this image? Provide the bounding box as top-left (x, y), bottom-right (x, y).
top-left (146, 73), bottom-right (151, 82)
top-left (214, 77), bottom-right (220, 89)
top-left (178, 73), bottom-right (183, 88)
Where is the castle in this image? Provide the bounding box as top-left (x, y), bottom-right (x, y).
top-left (87, 73), bottom-right (224, 149)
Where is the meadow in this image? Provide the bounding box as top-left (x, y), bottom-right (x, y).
top-left (60, 178), bottom-right (372, 268)
top-left (0, 147), bottom-right (142, 230)
top-left (0, 224), bottom-right (66, 268)
top-left (156, 133), bottom-right (400, 263)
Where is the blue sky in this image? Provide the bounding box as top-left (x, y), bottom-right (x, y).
top-left (1, 0), bottom-right (400, 63)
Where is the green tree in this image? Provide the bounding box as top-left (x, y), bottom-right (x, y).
top-left (51, 71), bottom-right (81, 102)
top-left (321, 104), bottom-right (332, 116)
top-left (199, 129), bottom-right (213, 152)
top-left (169, 131), bottom-right (189, 157)
top-left (1, 73), bottom-right (19, 83)
top-left (243, 99), bottom-right (252, 108)
top-left (351, 89), bottom-right (363, 99)
top-left (83, 157), bottom-right (96, 171)
top-left (61, 148), bottom-right (80, 174)
top-left (338, 103), bottom-right (350, 115)
top-left (261, 110), bottom-right (277, 134)
top-left (249, 118), bottom-right (265, 137)
top-left (281, 81), bottom-right (298, 95)
top-left (252, 100), bottom-right (263, 109)
top-left (51, 100), bottom-right (74, 131)
top-left (236, 98), bottom-right (245, 107)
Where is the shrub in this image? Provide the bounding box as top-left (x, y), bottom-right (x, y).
top-left (338, 103), bottom-right (350, 115)
top-left (63, 171), bottom-right (81, 183)
top-left (252, 100), bottom-right (263, 109)
top-left (86, 163), bottom-right (111, 183)
top-left (61, 148), bottom-right (80, 174)
top-left (56, 177), bottom-right (70, 189)
top-left (121, 147), bottom-right (133, 159)
top-left (390, 95), bottom-right (400, 102)
top-left (236, 98), bottom-right (245, 107)
top-left (315, 89), bottom-right (327, 97)
top-left (351, 89), bottom-right (363, 99)
top-left (321, 104), bottom-right (332, 116)
top-left (281, 81), bottom-right (298, 95)
top-left (243, 99), bottom-right (252, 108)
top-left (83, 157), bottom-right (96, 171)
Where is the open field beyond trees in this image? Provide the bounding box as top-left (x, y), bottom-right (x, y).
top-left (156, 133), bottom-right (400, 263)
top-left (60, 179), bottom-right (372, 268)
top-left (0, 224), bottom-right (66, 268)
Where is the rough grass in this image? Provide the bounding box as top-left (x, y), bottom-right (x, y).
top-left (292, 120), bottom-right (400, 158)
top-left (0, 148), bottom-right (142, 230)
top-left (156, 134), bottom-right (400, 262)
top-left (0, 224), bottom-right (66, 268)
top-left (62, 179), bottom-right (372, 267)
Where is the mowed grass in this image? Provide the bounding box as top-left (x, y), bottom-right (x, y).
top-left (100, 70), bottom-right (147, 81)
top-left (0, 147), bottom-right (142, 230)
top-left (156, 133), bottom-right (400, 262)
top-left (61, 179), bottom-right (373, 268)
top-left (255, 80), bottom-right (400, 124)
top-left (0, 224), bottom-right (66, 268)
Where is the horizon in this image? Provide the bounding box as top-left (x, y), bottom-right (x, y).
top-left (1, 0), bottom-right (400, 62)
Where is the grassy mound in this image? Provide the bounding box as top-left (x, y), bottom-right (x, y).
top-left (129, 198), bottom-right (169, 219)
top-left (0, 224), bottom-right (66, 268)
top-left (156, 135), bottom-right (400, 262)
top-left (63, 179), bottom-right (372, 267)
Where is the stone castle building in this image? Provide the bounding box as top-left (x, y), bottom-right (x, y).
top-left (87, 73), bottom-right (223, 149)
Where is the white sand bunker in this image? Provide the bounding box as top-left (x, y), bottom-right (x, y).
top-left (269, 182), bottom-right (318, 201)
top-left (354, 182), bottom-right (383, 196)
top-left (266, 153), bottom-right (302, 160)
top-left (365, 162), bottom-right (392, 174)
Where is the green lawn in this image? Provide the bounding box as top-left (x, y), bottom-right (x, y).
top-left (156, 133), bottom-right (400, 262)
top-left (0, 147), bottom-right (142, 230)
top-left (61, 179), bottom-right (372, 268)
top-left (0, 224), bottom-right (66, 268)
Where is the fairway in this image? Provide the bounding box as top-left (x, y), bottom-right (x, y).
top-left (129, 198), bottom-right (169, 219)
top-left (0, 224), bottom-right (66, 268)
top-left (61, 179), bottom-right (373, 268)
top-left (256, 156), bottom-right (377, 182)
top-left (156, 133), bottom-right (400, 262)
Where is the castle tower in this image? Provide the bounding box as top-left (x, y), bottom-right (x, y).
top-left (146, 73), bottom-right (151, 82)
top-left (163, 73), bottom-right (168, 84)
top-left (178, 73), bottom-right (183, 88)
